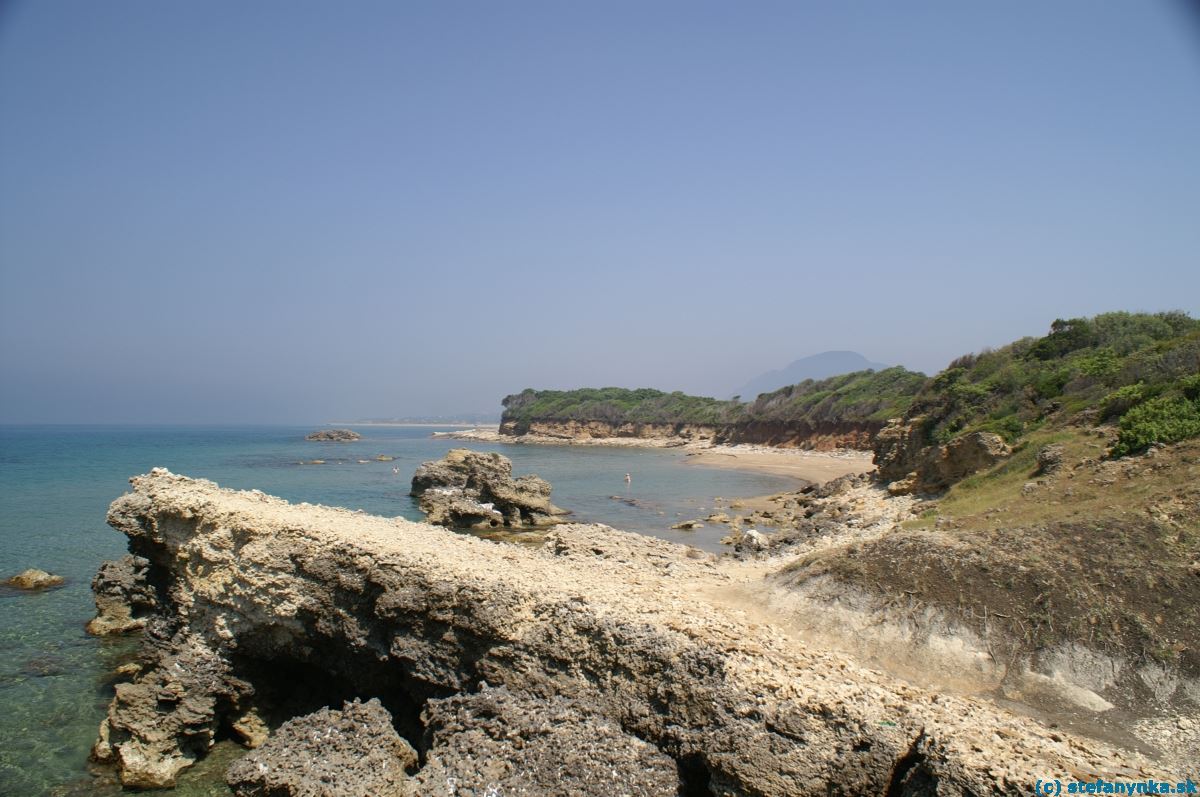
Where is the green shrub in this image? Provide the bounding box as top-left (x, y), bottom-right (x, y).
top-left (1111, 396), bottom-right (1200, 457)
top-left (1100, 383), bottom-right (1149, 421)
top-left (1179, 374), bottom-right (1200, 402)
top-left (974, 415), bottom-right (1025, 442)
top-left (1075, 347), bottom-right (1120, 378)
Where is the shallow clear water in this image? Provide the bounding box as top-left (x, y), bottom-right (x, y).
top-left (0, 424), bottom-right (796, 795)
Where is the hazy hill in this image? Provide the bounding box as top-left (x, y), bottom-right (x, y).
top-left (735, 351), bottom-right (889, 400)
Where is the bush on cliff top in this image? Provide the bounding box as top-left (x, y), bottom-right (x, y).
top-left (746, 367), bottom-right (927, 425)
top-left (1111, 395), bottom-right (1200, 457)
top-left (501, 367), bottom-right (927, 432)
top-left (501, 387), bottom-right (743, 431)
top-left (502, 312), bottom-right (1200, 456)
top-left (908, 311), bottom-right (1200, 452)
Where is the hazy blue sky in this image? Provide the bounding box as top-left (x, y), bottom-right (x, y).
top-left (2, 1), bottom-right (1198, 423)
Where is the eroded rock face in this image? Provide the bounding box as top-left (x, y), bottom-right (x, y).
top-left (87, 555), bottom-right (159, 635)
top-left (873, 419), bottom-right (1011, 494)
top-left (411, 448), bottom-right (569, 528)
top-left (92, 628), bottom-right (251, 788)
top-left (4, 568), bottom-right (65, 590)
top-left (916, 431), bottom-right (1011, 490)
top-left (305, 429), bottom-right (362, 441)
top-left (873, 417), bottom-right (929, 483)
top-left (1036, 443), bottom-right (1065, 475)
top-left (91, 470), bottom-right (1170, 793)
top-left (226, 698), bottom-right (417, 797)
top-left (413, 686), bottom-right (682, 796)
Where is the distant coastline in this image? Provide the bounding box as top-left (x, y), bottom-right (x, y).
top-left (327, 422), bottom-right (501, 429)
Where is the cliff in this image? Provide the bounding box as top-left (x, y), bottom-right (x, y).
top-left (90, 469), bottom-right (1172, 793)
top-left (496, 418), bottom-right (882, 450)
top-left (498, 368), bottom-right (926, 451)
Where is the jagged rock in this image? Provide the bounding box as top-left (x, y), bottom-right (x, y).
top-left (305, 429), bottom-right (362, 442)
top-left (740, 529), bottom-right (768, 551)
top-left (874, 419), bottom-right (1010, 494)
top-left (1036, 444), bottom-right (1065, 475)
top-left (229, 709), bottom-right (269, 749)
top-left (226, 698), bottom-right (417, 797)
top-left (417, 488), bottom-right (506, 530)
top-left (873, 417), bottom-right (929, 482)
top-left (917, 432), bottom-right (1010, 490)
top-left (411, 449), bottom-right (569, 529)
top-left (90, 470), bottom-right (1174, 794)
top-left (887, 475), bottom-right (920, 496)
top-left (87, 555), bottom-right (159, 635)
top-left (4, 568), bottom-right (64, 590)
top-left (670, 519), bottom-right (704, 530)
top-left (705, 512), bottom-right (730, 523)
top-left (93, 631), bottom-right (251, 788)
top-left (412, 686), bottom-right (681, 796)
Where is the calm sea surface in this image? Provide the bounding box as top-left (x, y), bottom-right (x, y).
top-left (0, 424), bottom-right (796, 795)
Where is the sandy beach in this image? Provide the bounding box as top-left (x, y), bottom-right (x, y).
top-left (441, 427), bottom-right (875, 487)
top-left (680, 445), bottom-right (874, 485)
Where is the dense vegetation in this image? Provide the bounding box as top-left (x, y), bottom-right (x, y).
top-left (500, 367), bottom-right (927, 433)
top-left (746, 367), bottom-right (927, 425)
top-left (501, 387), bottom-right (742, 430)
top-left (503, 311), bottom-right (1200, 457)
top-left (903, 311), bottom-right (1200, 455)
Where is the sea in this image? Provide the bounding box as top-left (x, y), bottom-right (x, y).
top-left (0, 424), bottom-right (797, 796)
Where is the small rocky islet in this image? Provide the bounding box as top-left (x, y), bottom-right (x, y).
top-left (410, 448), bottom-right (570, 530)
top-left (304, 428), bottom-right (362, 442)
top-left (3, 568), bottom-right (65, 590)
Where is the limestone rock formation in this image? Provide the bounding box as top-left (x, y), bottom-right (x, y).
top-left (873, 418), bottom-right (1011, 494)
top-left (411, 448), bottom-right (569, 528)
top-left (305, 429), bottom-right (362, 441)
top-left (412, 686), bottom-right (682, 796)
top-left (1036, 443), bottom-right (1065, 475)
top-left (226, 698), bottom-right (417, 797)
top-left (87, 469), bottom-right (1170, 793)
top-left (3, 568), bottom-right (64, 590)
top-left (86, 554), bottom-right (159, 635)
top-left (916, 431), bottom-right (1011, 489)
top-left (873, 417), bottom-right (928, 483)
top-left (92, 628), bottom-right (252, 788)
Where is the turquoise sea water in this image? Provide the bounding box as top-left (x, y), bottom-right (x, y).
top-left (0, 425), bottom-right (796, 795)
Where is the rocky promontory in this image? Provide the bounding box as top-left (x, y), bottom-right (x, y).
top-left (305, 429), bottom-right (362, 442)
top-left (87, 469), bottom-right (1175, 793)
top-left (411, 448), bottom-right (570, 529)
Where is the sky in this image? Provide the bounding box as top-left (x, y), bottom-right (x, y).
top-left (1, 1), bottom-right (1199, 423)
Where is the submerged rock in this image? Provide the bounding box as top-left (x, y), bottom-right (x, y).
top-left (226, 698), bottom-right (417, 797)
top-left (411, 448), bottom-right (569, 529)
top-left (4, 568), bottom-right (64, 590)
top-left (305, 429), bottom-right (362, 442)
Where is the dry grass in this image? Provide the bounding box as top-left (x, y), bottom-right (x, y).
top-left (785, 432), bottom-right (1200, 681)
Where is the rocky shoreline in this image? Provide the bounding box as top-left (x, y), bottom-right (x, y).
top-left (84, 468), bottom-right (1184, 794)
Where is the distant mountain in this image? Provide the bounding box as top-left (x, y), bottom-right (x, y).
top-left (734, 351), bottom-right (889, 400)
